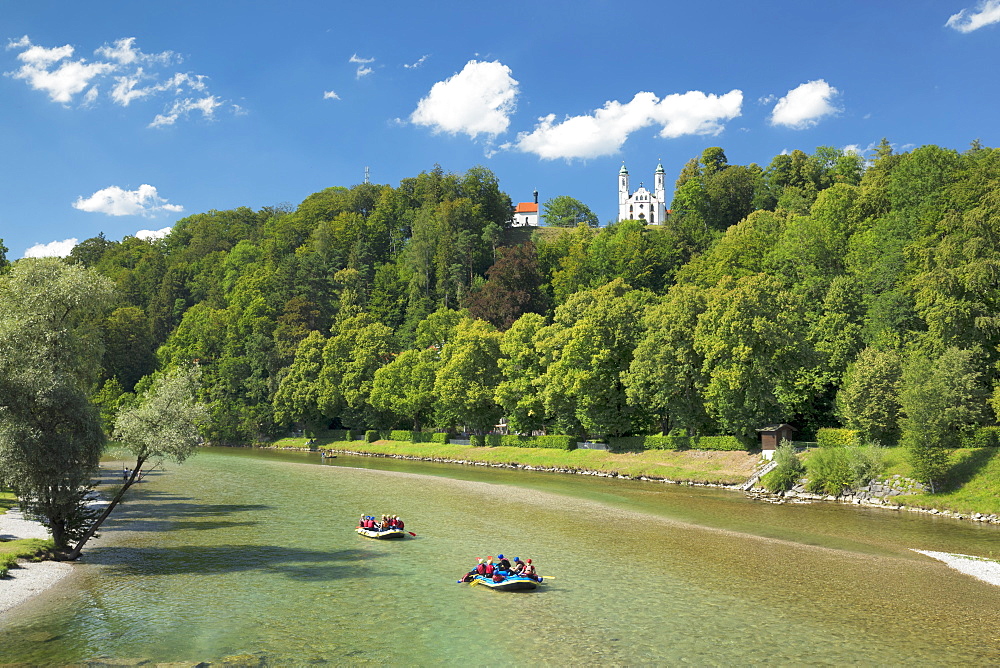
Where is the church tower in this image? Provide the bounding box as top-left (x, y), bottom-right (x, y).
top-left (618, 163), bottom-right (630, 209)
top-left (654, 161), bottom-right (666, 205)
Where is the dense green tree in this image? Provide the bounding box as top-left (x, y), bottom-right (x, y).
top-left (434, 318), bottom-right (503, 433)
top-left (370, 348), bottom-right (438, 430)
top-left (273, 330), bottom-right (327, 431)
top-left (540, 280), bottom-right (654, 437)
top-left (694, 274), bottom-right (808, 438)
top-left (899, 348), bottom-right (989, 490)
top-left (541, 195), bottom-right (599, 228)
top-left (495, 312), bottom-right (548, 435)
top-left (624, 285), bottom-right (709, 435)
top-left (0, 259), bottom-right (115, 553)
top-left (836, 346), bottom-right (903, 444)
top-left (102, 306), bottom-right (157, 391)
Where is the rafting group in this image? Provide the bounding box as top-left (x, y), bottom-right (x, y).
top-left (458, 554), bottom-right (543, 590)
top-left (358, 514), bottom-right (404, 531)
top-left (355, 514), bottom-right (409, 539)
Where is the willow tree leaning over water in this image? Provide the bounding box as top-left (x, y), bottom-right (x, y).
top-left (0, 259), bottom-right (114, 555)
top-left (66, 366), bottom-right (208, 561)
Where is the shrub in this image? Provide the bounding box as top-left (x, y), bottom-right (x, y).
top-left (816, 428), bottom-right (859, 448)
top-left (847, 445), bottom-right (886, 486)
top-left (762, 441), bottom-right (804, 492)
top-left (470, 434), bottom-right (485, 447)
top-left (806, 447), bottom-right (854, 495)
top-left (962, 426), bottom-right (1000, 448)
top-left (389, 430), bottom-right (412, 442)
top-left (365, 430), bottom-right (378, 443)
top-left (430, 432), bottom-right (448, 444)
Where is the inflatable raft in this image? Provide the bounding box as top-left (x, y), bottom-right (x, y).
top-left (356, 527), bottom-right (407, 539)
top-left (471, 575), bottom-right (539, 591)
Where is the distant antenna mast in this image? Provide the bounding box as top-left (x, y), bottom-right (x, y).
top-left (364, 166), bottom-right (370, 184)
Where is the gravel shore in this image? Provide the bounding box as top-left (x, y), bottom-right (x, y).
top-left (0, 508), bottom-right (74, 615)
top-left (913, 549), bottom-right (1000, 587)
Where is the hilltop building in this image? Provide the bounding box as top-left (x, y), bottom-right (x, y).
top-left (511, 190), bottom-right (540, 227)
top-left (618, 163), bottom-right (667, 224)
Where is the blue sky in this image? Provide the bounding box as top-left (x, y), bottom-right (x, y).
top-left (2, 0), bottom-right (999, 259)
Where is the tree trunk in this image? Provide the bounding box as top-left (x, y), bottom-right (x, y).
top-left (65, 457), bottom-right (146, 561)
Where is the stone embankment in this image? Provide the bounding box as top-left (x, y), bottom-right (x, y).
top-left (746, 474), bottom-right (1000, 525)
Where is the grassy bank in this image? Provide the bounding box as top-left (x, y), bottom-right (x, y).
top-left (1, 489), bottom-right (57, 575)
top-left (268, 437), bottom-right (1000, 518)
top-left (904, 448), bottom-right (1000, 515)
top-left (270, 436), bottom-right (760, 485)
top-left (0, 538), bottom-right (54, 577)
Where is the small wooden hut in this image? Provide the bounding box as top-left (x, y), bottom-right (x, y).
top-left (756, 424), bottom-right (796, 460)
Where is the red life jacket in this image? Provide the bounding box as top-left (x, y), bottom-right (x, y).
top-left (475, 563), bottom-right (487, 575)
top-left (396, 519), bottom-right (404, 529)
top-left (485, 563), bottom-right (494, 576)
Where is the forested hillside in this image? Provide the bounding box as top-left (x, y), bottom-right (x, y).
top-left (18, 142), bottom-right (1000, 462)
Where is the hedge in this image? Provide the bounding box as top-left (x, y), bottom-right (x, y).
top-left (692, 435), bottom-right (745, 451)
top-left (816, 428), bottom-right (859, 448)
top-left (612, 435), bottom-right (745, 451)
top-left (389, 430), bottom-right (413, 442)
top-left (963, 426), bottom-right (1000, 448)
top-left (365, 430), bottom-right (378, 443)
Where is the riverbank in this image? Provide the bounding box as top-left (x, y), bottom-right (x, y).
top-left (273, 436), bottom-right (761, 486)
top-left (0, 507), bottom-right (73, 615)
top-left (266, 437), bottom-right (1000, 526)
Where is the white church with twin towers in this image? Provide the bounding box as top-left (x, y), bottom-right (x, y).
top-left (618, 162), bottom-right (668, 224)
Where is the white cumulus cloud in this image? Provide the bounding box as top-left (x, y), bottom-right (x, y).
top-left (770, 80), bottom-right (840, 129)
top-left (5, 35), bottom-right (229, 127)
top-left (72, 184), bottom-right (184, 217)
top-left (135, 226), bottom-right (172, 240)
top-left (410, 60), bottom-right (519, 138)
top-left (323, 90), bottom-right (340, 100)
top-left (508, 89), bottom-right (742, 160)
top-left (6, 36), bottom-right (113, 104)
top-left (24, 238), bottom-right (78, 258)
top-left (946, 0), bottom-right (1000, 31)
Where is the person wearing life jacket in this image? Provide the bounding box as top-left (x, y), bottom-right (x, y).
top-left (484, 557), bottom-right (495, 577)
top-left (394, 515), bottom-right (404, 530)
top-left (474, 558), bottom-right (488, 576)
top-left (358, 515), bottom-right (366, 528)
top-left (496, 554), bottom-right (511, 574)
top-left (510, 557), bottom-right (525, 576)
top-left (523, 559), bottom-right (538, 581)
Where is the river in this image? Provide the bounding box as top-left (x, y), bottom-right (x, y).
top-left (2, 446), bottom-right (999, 665)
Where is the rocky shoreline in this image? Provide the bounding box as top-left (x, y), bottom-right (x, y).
top-left (744, 474), bottom-right (1000, 526)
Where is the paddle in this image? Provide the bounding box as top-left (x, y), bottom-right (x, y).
top-left (407, 531), bottom-right (416, 536)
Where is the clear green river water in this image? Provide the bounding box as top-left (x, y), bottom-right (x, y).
top-left (2, 447), bottom-right (1000, 666)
